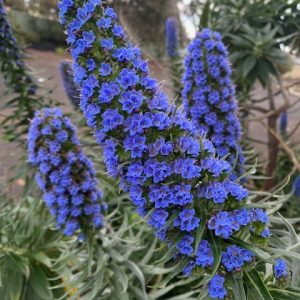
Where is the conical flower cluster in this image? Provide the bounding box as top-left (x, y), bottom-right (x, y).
top-left (59, 1), bottom-right (270, 298)
top-left (28, 108), bottom-right (105, 236)
top-left (182, 29), bottom-right (245, 178)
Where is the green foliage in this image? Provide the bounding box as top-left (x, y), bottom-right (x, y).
top-left (169, 56), bottom-right (184, 103)
top-left (275, 148), bottom-right (300, 220)
top-left (229, 24), bottom-right (289, 91)
top-left (190, 0), bottom-right (300, 97)
top-left (0, 197), bottom-right (69, 300)
top-left (0, 180), bottom-right (202, 300)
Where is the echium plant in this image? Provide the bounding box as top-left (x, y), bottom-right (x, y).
top-left (165, 16), bottom-right (183, 98)
top-left (28, 108), bottom-right (106, 236)
top-left (0, 0), bottom-right (46, 141)
top-left (182, 29), bottom-right (245, 178)
top-left (165, 17), bottom-right (178, 58)
top-left (0, 0), bottom-right (36, 94)
top-left (279, 112), bottom-right (288, 136)
top-left (59, 61), bottom-right (80, 108)
top-left (59, 1), bottom-right (288, 298)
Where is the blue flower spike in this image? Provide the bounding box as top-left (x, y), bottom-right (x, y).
top-left (182, 29), bottom-right (245, 179)
top-left (58, 1), bottom-right (271, 298)
top-left (28, 108), bottom-right (106, 237)
top-left (165, 17), bottom-right (179, 58)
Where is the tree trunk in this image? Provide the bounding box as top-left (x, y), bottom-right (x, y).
top-left (113, 0), bottom-right (186, 58)
top-left (264, 84), bottom-right (279, 190)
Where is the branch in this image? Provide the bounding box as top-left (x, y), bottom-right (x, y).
top-left (259, 120), bottom-right (300, 173)
top-left (288, 121), bottom-right (300, 139)
top-left (251, 80), bottom-right (300, 103)
top-left (247, 97), bottom-right (300, 122)
top-left (246, 136), bottom-right (269, 145)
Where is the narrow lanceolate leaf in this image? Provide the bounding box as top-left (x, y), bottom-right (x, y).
top-left (193, 209), bottom-right (207, 255)
top-left (200, 0), bottom-right (211, 29)
top-left (197, 234), bottom-right (221, 300)
top-left (124, 260), bottom-right (147, 298)
top-left (155, 259), bottom-right (189, 288)
top-left (270, 288), bottom-right (300, 300)
top-left (242, 55), bottom-right (257, 77)
top-left (209, 233), bottom-right (222, 280)
top-left (228, 274), bottom-right (246, 300)
top-left (111, 263), bottom-right (128, 294)
top-left (244, 270), bottom-right (273, 300)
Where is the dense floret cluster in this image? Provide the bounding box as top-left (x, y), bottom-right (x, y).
top-left (208, 274), bottom-right (227, 299)
top-left (221, 245), bottom-right (254, 272)
top-left (59, 1), bottom-right (270, 298)
top-left (165, 17), bottom-right (178, 58)
top-left (59, 61), bottom-right (80, 108)
top-left (274, 259), bottom-right (289, 279)
top-left (28, 108), bottom-right (105, 236)
top-left (0, 0), bottom-right (36, 94)
top-left (182, 29), bottom-right (245, 179)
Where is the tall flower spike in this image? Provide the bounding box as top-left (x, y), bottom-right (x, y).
top-left (28, 108), bottom-right (105, 236)
top-left (0, 0), bottom-right (36, 94)
top-left (182, 28), bottom-right (245, 179)
top-left (59, 2), bottom-right (270, 297)
top-left (59, 61), bottom-right (80, 108)
top-left (165, 17), bottom-right (179, 58)
top-left (0, 0), bottom-right (47, 142)
top-left (279, 111), bottom-right (288, 136)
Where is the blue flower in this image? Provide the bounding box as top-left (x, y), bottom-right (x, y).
top-left (221, 245), bottom-right (254, 272)
top-left (101, 38), bottom-right (114, 50)
top-left (174, 208), bottom-right (200, 232)
top-left (144, 160), bottom-right (172, 183)
top-left (97, 17), bottom-right (112, 29)
top-left (99, 62), bottom-right (112, 77)
top-left (176, 235), bottom-right (194, 256)
top-left (250, 208), bottom-right (269, 224)
top-left (201, 182), bottom-right (228, 204)
top-left (173, 158), bottom-right (202, 179)
top-left (148, 209), bottom-right (168, 229)
top-left (120, 90), bottom-right (144, 113)
top-left (82, 30), bottom-right (95, 45)
top-left (208, 211), bottom-right (235, 239)
top-left (261, 227), bottom-right (271, 238)
top-left (195, 240), bottom-right (214, 268)
top-left (124, 135), bottom-right (147, 158)
top-left (102, 109), bottom-right (124, 132)
top-left (125, 113), bottom-right (151, 135)
top-left (28, 108), bottom-right (105, 236)
top-left (274, 259), bottom-right (289, 279)
top-left (208, 275), bottom-right (227, 299)
top-left (117, 68), bottom-right (139, 89)
top-left (113, 25), bottom-right (125, 38)
top-left (99, 82), bottom-right (120, 103)
top-left (104, 7), bottom-right (117, 19)
top-left (183, 261), bottom-right (196, 277)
